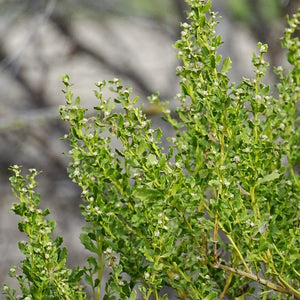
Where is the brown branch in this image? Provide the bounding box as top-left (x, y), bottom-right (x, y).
top-left (212, 262), bottom-right (300, 300)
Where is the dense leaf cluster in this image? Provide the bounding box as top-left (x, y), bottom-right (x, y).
top-left (3, 0), bottom-right (300, 299)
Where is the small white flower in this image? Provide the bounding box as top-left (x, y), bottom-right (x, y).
top-left (181, 144), bottom-right (188, 151)
top-left (175, 162), bottom-right (181, 168)
top-left (259, 44), bottom-right (267, 52)
top-left (144, 272), bottom-right (150, 279)
top-left (246, 220), bottom-right (255, 227)
top-left (224, 180), bottom-right (230, 187)
top-left (173, 273), bottom-right (180, 280)
top-left (154, 231), bottom-right (160, 237)
top-left (105, 248), bottom-right (112, 255)
top-left (181, 30), bottom-right (188, 37)
top-left (255, 95), bottom-right (262, 102)
top-left (45, 254), bottom-right (50, 259)
top-left (233, 156), bottom-right (240, 163)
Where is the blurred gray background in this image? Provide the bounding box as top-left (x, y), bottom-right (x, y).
top-left (0, 0), bottom-right (298, 298)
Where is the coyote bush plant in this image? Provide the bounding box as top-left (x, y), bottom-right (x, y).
top-left (3, 0), bottom-right (300, 299)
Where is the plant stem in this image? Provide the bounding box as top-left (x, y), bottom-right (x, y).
top-left (212, 262), bottom-right (300, 300)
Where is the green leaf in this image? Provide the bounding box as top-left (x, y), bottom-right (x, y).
top-left (133, 187), bottom-right (162, 202)
top-left (256, 172), bottom-right (281, 185)
top-left (259, 85), bottom-right (270, 95)
top-left (114, 264), bottom-right (123, 275)
top-left (137, 139), bottom-right (147, 155)
top-left (200, 1), bottom-right (211, 13)
top-left (204, 292), bottom-right (218, 300)
top-left (220, 57), bottom-right (232, 74)
top-left (75, 97), bottom-right (81, 106)
top-left (155, 128), bottom-right (162, 141)
top-left (129, 289), bottom-right (137, 300)
top-left (143, 248), bottom-right (154, 262)
top-left (146, 154), bottom-right (158, 166)
top-left (79, 233), bottom-right (98, 253)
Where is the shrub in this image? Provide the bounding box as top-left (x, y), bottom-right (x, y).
top-left (3, 0), bottom-right (300, 299)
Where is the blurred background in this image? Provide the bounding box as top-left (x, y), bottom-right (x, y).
top-left (0, 0), bottom-right (299, 297)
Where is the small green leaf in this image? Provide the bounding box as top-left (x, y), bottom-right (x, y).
top-left (146, 154), bottom-right (158, 166)
top-left (204, 292), bottom-right (218, 300)
top-left (137, 139), bottom-right (147, 155)
top-left (129, 289), bottom-right (137, 300)
top-left (256, 172), bottom-right (281, 185)
top-left (80, 233), bottom-right (98, 253)
top-left (220, 57), bottom-right (232, 74)
top-left (75, 97), bottom-right (81, 106)
top-left (200, 0), bottom-right (211, 13)
top-left (114, 264), bottom-right (123, 275)
top-left (143, 248), bottom-right (154, 262)
top-left (155, 128), bottom-right (162, 141)
top-left (133, 187), bottom-right (162, 202)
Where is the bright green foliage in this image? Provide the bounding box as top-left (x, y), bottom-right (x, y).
top-left (3, 0), bottom-right (300, 299)
top-left (3, 166), bottom-right (86, 300)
